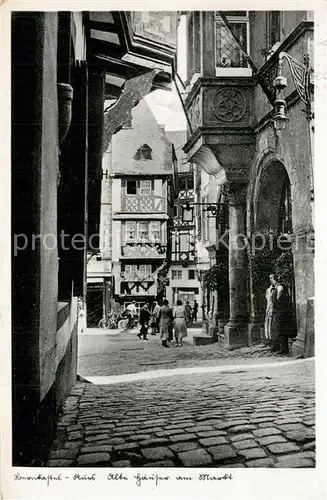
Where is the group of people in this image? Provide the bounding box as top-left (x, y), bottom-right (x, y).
top-left (129, 299), bottom-right (198, 348)
top-left (264, 273), bottom-right (296, 355)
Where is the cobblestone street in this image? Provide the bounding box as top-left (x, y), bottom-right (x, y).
top-left (77, 327), bottom-right (291, 378)
top-left (46, 329), bottom-right (315, 468)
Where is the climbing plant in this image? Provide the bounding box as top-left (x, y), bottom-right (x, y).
top-left (273, 250), bottom-right (294, 286)
top-left (203, 261), bottom-right (229, 293)
top-left (248, 235), bottom-right (294, 290)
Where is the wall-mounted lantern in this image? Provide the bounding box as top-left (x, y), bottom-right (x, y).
top-left (272, 52), bottom-right (312, 131)
top-left (181, 201), bottom-right (224, 223)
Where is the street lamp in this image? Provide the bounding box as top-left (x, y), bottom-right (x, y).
top-left (181, 201), bottom-right (226, 223)
top-left (272, 52), bottom-right (312, 131)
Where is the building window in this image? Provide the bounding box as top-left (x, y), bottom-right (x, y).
top-left (134, 144), bottom-right (152, 160)
top-left (180, 233), bottom-right (190, 252)
top-left (124, 221), bottom-right (162, 243)
top-left (126, 180), bottom-right (137, 195)
top-left (125, 221), bottom-right (136, 241)
top-left (137, 222), bottom-right (149, 240)
top-left (139, 264), bottom-right (152, 278)
top-left (214, 11), bottom-right (249, 68)
top-left (267, 11), bottom-right (282, 50)
top-left (150, 221), bottom-right (160, 242)
top-left (172, 269), bottom-right (183, 280)
top-left (187, 11), bottom-right (201, 82)
top-left (188, 270), bottom-right (195, 280)
top-left (124, 264), bottom-right (138, 278)
top-left (140, 180), bottom-right (152, 196)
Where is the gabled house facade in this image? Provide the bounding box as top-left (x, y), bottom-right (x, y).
top-left (87, 98), bottom-right (177, 321)
top-left (165, 131), bottom-right (201, 317)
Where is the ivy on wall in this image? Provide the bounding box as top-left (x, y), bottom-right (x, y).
top-left (203, 262), bottom-right (229, 295)
top-left (248, 235), bottom-right (294, 290)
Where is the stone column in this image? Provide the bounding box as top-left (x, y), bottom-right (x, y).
top-left (224, 184), bottom-right (249, 347)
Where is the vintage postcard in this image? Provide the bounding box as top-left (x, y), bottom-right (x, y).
top-left (0, 1), bottom-right (326, 499)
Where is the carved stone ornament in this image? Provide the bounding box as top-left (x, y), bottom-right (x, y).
top-left (189, 93), bottom-right (201, 131)
top-left (213, 88), bottom-right (246, 122)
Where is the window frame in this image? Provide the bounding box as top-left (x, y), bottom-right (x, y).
top-left (125, 221), bottom-right (137, 241)
top-left (137, 221), bottom-right (149, 241)
top-left (126, 179), bottom-right (137, 196)
top-left (149, 221), bottom-right (160, 242)
top-left (139, 264), bottom-right (152, 278)
top-left (139, 179), bottom-right (152, 196)
top-left (172, 269), bottom-right (183, 280)
top-left (266, 11), bottom-right (283, 53)
top-left (214, 11), bottom-right (252, 76)
top-left (134, 144), bottom-right (153, 161)
top-left (188, 269), bottom-right (195, 280)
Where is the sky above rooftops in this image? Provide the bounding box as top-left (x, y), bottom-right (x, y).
top-left (145, 15), bottom-right (187, 132)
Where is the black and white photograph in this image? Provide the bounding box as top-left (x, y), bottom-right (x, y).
top-left (1, 2), bottom-right (325, 499)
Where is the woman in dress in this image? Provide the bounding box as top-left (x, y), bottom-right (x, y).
top-left (264, 274), bottom-right (276, 343)
top-left (270, 275), bottom-right (292, 355)
top-left (173, 299), bottom-right (188, 347)
top-left (158, 299), bottom-right (173, 348)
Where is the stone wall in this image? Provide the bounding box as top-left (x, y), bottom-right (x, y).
top-left (12, 12), bottom-right (81, 465)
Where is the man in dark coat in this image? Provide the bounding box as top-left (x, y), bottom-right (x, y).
top-left (185, 301), bottom-right (192, 326)
top-left (193, 300), bottom-right (198, 322)
top-left (138, 303), bottom-right (151, 340)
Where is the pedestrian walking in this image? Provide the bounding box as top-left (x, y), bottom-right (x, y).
top-left (151, 301), bottom-right (161, 334)
top-left (126, 300), bottom-right (138, 328)
top-left (270, 275), bottom-right (296, 355)
top-left (192, 300), bottom-right (198, 323)
top-left (185, 300), bottom-right (192, 326)
top-left (173, 299), bottom-right (188, 347)
top-left (138, 303), bottom-right (151, 340)
top-left (158, 299), bottom-right (173, 348)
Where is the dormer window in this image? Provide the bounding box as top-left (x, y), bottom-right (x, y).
top-left (134, 144), bottom-right (152, 160)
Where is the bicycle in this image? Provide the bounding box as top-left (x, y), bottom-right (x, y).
top-left (118, 314), bottom-right (139, 331)
top-left (98, 313), bottom-right (118, 330)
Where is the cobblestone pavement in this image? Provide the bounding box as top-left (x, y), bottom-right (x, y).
top-left (46, 358), bottom-right (315, 468)
top-left (78, 328), bottom-right (290, 378)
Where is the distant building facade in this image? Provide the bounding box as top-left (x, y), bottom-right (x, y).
top-left (164, 131), bottom-right (201, 318)
top-left (87, 99), bottom-right (177, 323)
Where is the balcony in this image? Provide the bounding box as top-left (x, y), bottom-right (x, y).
top-left (183, 77), bottom-right (256, 183)
top-left (121, 195), bottom-right (166, 213)
top-left (121, 242), bottom-right (166, 259)
top-left (121, 272), bottom-right (155, 282)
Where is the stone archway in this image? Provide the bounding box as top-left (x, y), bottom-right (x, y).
top-left (254, 160), bottom-right (292, 235)
top-left (252, 159), bottom-right (297, 341)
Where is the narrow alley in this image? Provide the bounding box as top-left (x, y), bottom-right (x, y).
top-left (8, 7), bottom-right (317, 486)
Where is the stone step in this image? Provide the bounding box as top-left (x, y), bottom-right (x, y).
top-left (192, 334), bottom-right (214, 346)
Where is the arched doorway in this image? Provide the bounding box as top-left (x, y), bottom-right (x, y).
top-left (253, 160), bottom-right (297, 332)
